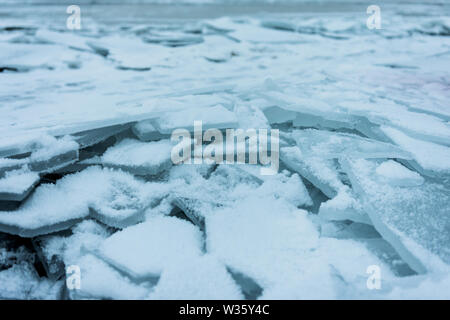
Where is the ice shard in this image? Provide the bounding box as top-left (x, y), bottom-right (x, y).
top-left (94, 216), bottom-right (203, 281)
top-left (132, 120), bottom-right (167, 142)
top-left (0, 167), bottom-right (161, 236)
top-left (340, 158), bottom-right (450, 273)
top-left (0, 168), bottom-right (40, 202)
top-left (98, 139), bottom-right (173, 176)
top-left (290, 129), bottom-right (413, 160)
top-left (380, 126), bottom-right (450, 177)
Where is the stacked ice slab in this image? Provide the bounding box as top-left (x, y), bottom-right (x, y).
top-left (1, 5), bottom-right (450, 299)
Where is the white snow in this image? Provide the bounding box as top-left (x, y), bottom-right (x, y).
top-left (375, 160), bottom-right (424, 187)
top-left (96, 216), bottom-right (203, 279)
top-left (1, 1), bottom-right (450, 300)
top-left (100, 138), bottom-right (173, 175)
top-left (0, 168), bottom-right (39, 195)
top-left (148, 255), bottom-right (244, 300)
top-left (381, 126), bottom-right (450, 175)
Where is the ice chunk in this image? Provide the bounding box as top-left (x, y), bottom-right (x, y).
top-left (28, 135), bottom-right (79, 173)
top-left (290, 129), bottom-right (413, 160)
top-left (314, 237), bottom-right (397, 298)
top-left (280, 146), bottom-right (344, 198)
top-left (318, 187), bottom-right (371, 225)
top-left (0, 168), bottom-right (40, 201)
top-left (0, 157), bottom-right (28, 177)
top-left (206, 197), bottom-right (323, 294)
top-left (71, 124), bottom-right (129, 148)
top-left (375, 160), bottom-right (424, 187)
top-left (170, 197), bottom-right (215, 231)
top-left (99, 139), bottom-right (173, 176)
top-left (280, 142), bottom-right (372, 224)
top-left (341, 158), bottom-right (450, 273)
top-left (0, 167), bottom-right (159, 236)
top-left (68, 254), bottom-right (151, 300)
top-left (381, 126), bottom-right (450, 176)
top-left (148, 255), bottom-right (243, 300)
top-left (132, 120), bottom-right (167, 142)
top-left (0, 181), bottom-right (90, 237)
top-left (95, 216), bottom-right (203, 281)
top-left (261, 106), bottom-right (297, 125)
top-left (88, 175), bottom-right (155, 229)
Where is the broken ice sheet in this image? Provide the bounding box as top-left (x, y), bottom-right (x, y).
top-left (89, 175), bottom-right (155, 229)
top-left (94, 216), bottom-right (203, 281)
top-left (0, 167), bottom-right (159, 236)
top-left (0, 157), bottom-right (28, 177)
top-left (319, 221), bottom-right (415, 277)
top-left (132, 120), bottom-right (167, 142)
top-left (0, 180), bottom-right (91, 237)
top-left (281, 128), bottom-right (420, 224)
top-left (280, 146), bottom-right (370, 224)
top-left (289, 129), bottom-right (412, 160)
top-left (380, 126), bottom-right (450, 176)
top-left (375, 160), bottom-right (424, 187)
top-left (339, 98), bottom-right (450, 147)
top-left (340, 158), bottom-right (450, 274)
top-left (34, 219), bottom-right (152, 299)
top-left (0, 168), bottom-right (39, 201)
top-left (206, 196), bottom-right (394, 299)
top-left (147, 255), bottom-right (243, 300)
top-left (206, 197), bottom-right (322, 295)
top-left (71, 124), bottom-right (128, 148)
top-left (0, 134), bottom-right (79, 167)
top-left (68, 254), bottom-right (152, 300)
top-left (28, 136), bottom-right (79, 173)
top-left (318, 186), bottom-right (371, 225)
top-left (280, 146), bottom-right (347, 198)
top-left (98, 138), bottom-right (173, 176)
top-left (312, 237), bottom-right (397, 298)
top-left (170, 164), bottom-right (312, 226)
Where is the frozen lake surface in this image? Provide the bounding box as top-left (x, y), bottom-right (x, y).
top-left (0, 1), bottom-right (449, 299)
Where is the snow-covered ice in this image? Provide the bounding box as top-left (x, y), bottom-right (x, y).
top-left (1, 0), bottom-right (449, 300)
